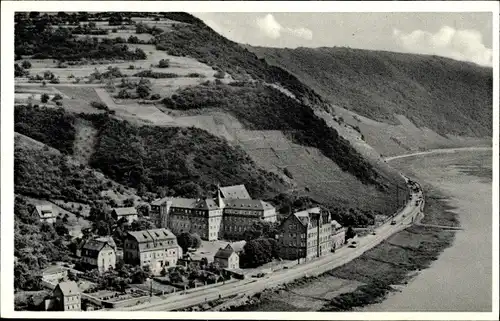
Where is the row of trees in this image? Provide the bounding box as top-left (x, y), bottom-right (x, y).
top-left (83, 114), bottom-right (286, 199)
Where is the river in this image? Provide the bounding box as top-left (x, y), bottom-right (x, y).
top-left (363, 150), bottom-right (492, 312)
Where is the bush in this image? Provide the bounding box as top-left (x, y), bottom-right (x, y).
top-left (40, 93), bottom-right (50, 103)
top-left (158, 59), bottom-right (170, 68)
top-left (90, 101), bottom-right (109, 111)
top-left (22, 60), bottom-right (32, 69)
top-left (214, 70), bottom-right (225, 79)
top-left (49, 78), bottom-right (60, 84)
top-left (136, 84), bottom-right (151, 99)
top-left (150, 93), bottom-right (161, 100)
top-left (52, 93), bottom-right (63, 101)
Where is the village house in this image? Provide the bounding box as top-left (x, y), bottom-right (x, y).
top-left (42, 265), bottom-right (68, 284)
top-left (52, 281), bottom-right (81, 311)
top-left (219, 184), bottom-right (251, 199)
top-left (278, 207), bottom-right (334, 261)
top-left (123, 228), bottom-right (182, 275)
top-left (214, 246), bottom-right (240, 270)
top-left (111, 207), bottom-right (138, 224)
top-left (32, 204), bottom-right (57, 224)
top-left (80, 237), bottom-right (116, 273)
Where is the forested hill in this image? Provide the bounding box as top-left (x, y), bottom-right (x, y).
top-left (248, 46), bottom-right (493, 138)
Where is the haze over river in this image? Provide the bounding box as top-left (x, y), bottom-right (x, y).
top-left (363, 150), bottom-right (492, 312)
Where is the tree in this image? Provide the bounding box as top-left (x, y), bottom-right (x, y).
top-left (158, 59), bottom-right (170, 68)
top-left (214, 70), bottom-right (225, 79)
top-left (123, 197), bottom-right (134, 207)
top-left (191, 233), bottom-right (202, 250)
top-left (136, 84), bottom-right (151, 99)
top-left (240, 238), bottom-right (278, 268)
top-left (22, 60), bottom-right (32, 69)
top-left (177, 232), bottom-right (193, 254)
top-left (345, 226), bottom-right (356, 242)
top-left (15, 64), bottom-right (29, 77)
top-left (40, 93), bottom-right (50, 103)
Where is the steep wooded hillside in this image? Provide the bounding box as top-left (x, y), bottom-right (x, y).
top-left (14, 106), bottom-right (288, 201)
top-left (249, 46), bottom-right (492, 138)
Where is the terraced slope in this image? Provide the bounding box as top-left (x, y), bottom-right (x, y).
top-left (234, 130), bottom-right (401, 213)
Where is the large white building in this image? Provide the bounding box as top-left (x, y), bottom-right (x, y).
top-left (150, 185), bottom-right (276, 241)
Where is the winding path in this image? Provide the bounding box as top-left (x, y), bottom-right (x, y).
top-left (384, 146), bottom-right (491, 162)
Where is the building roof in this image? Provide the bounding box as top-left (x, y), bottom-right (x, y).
top-left (226, 241), bottom-right (246, 253)
top-left (151, 197), bottom-right (169, 206)
top-left (34, 205), bottom-right (56, 218)
top-left (214, 247), bottom-right (235, 259)
top-left (55, 281), bottom-right (80, 296)
top-left (293, 207), bottom-right (322, 226)
top-left (219, 185), bottom-right (251, 199)
top-left (224, 199), bottom-right (274, 211)
top-left (42, 265), bottom-right (66, 275)
top-left (112, 207), bottom-right (138, 216)
top-left (82, 239), bottom-right (113, 255)
top-left (164, 198), bottom-right (219, 211)
top-left (95, 236), bottom-right (117, 250)
top-left (127, 228), bottom-right (176, 243)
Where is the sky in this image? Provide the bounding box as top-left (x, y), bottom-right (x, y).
top-left (193, 12), bottom-right (493, 67)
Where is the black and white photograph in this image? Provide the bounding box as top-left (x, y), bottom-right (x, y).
top-left (1, 1), bottom-right (498, 319)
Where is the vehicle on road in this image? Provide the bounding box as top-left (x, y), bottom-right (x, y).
top-left (391, 220), bottom-right (396, 225)
top-left (348, 244), bottom-right (357, 248)
top-left (253, 273), bottom-right (266, 278)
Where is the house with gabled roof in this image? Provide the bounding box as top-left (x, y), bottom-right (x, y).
top-left (111, 207), bottom-right (138, 224)
top-left (32, 204), bottom-right (57, 224)
top-left (214, 246), bottom-right (239, 269)
top-left (226, 240), bottom-right (246, 255)
top-left (219, 184), bottom-right (251, 200)
top-left (52, 281), bottom-right (81, 311)
top-left (123, 228), bottom-right (181, 274)
top-left (278, 207), bottom-right (334, 261)
top-left (80, 236), bottom-right (116, 273)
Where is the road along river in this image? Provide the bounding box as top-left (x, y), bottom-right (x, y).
top-left (363, 148), bottom-right (492, 312)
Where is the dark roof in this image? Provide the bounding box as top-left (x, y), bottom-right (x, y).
top-left (214, 247), bottom-right (235, 259)
top-left (224, 199), bottom-right (274, 211)
top-left (112, 207), bottom-right (138, 216)
top-left (127, 228), bottom-right (176, 243)
top-left (219, 185), bottom-right (251, 199)
top-left (164, 198), bottom-right (219, 210)
top-left (34, 205), bottom-right (55, 218)
top-left (55, 281), bottom-right (80, 296)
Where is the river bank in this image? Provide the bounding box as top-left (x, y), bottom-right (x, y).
top-left (226, 150), bottom-right (491, 312)
top-left (224, 186), bottom-right (457, 312)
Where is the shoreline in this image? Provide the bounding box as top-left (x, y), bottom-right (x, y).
top-left (224, 185), bottom-right (459, 312)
